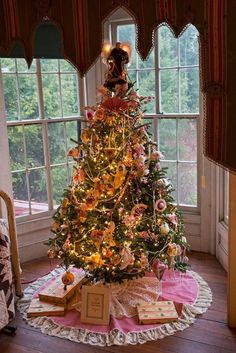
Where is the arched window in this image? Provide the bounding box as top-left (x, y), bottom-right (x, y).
top-left (110, 19), bottom-right (199, 210)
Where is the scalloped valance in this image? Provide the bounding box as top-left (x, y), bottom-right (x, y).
top-left (0, 0), bottom-right (235, 173)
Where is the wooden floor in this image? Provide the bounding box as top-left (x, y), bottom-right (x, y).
top-left (1, 252), bottom-right (236, 353)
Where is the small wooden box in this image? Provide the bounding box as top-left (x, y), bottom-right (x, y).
top-left (38, 270), bottom-right (85, 306)
top-left (27, 298), bottom-right (65, 318)
top-left (137, 300), bottom-right (179, 324)
top-left (80, 285), bottom-right (110, 325)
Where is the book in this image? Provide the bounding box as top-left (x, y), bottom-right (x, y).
top-left (27, 298), bottom-right (65, 318)
top-left (38, 270), bottom-right (85, 306)
top-left (137, 300), bottom-right (179, 324)
top-left (80, 285), bottom-right (111, 325)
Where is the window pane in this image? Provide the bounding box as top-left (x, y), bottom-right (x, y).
top-left (138, 50), bottom-right (154, 69)
top-left (24, 125), bottom-right (45, 167)
top-left (66, 121), bottom-right (80, 149)
top-left (59, 59), bottom-right (76, 72)
top-left (48, 122), bottom-right (66, 164)
top-left (178, 163), bottom-right (197, 206)
top-left (143, 118), bottom-right (154, 140)
top-left (138, 70), bottom-right (155, 113)
top-left (61, 74), bottom-right (79, 116)
top-left (160, 161), bottom-right (177, 201)
top-left (51, 166), bottom-right (68, 207)
top-left (178, 119), bottom-right (197, 161)
top-left (180, 68), bottom-right (199, 113)
top-left (18, 74), bottom-right (39, 119)
top-left (160, 69), bottom-right (178, 113)
top-left (17, 59), bottom-right (36, 73)
top-left (2, 75), bottom-right (19, 121)
top-left (0, 58), bottom-right (16, 73)
top-left (158, 119), bottom-right (177, 160)
top-left (8, 126), bottom-right (25, 171)
top-left (42, 74), bottom-right (61, 118)
top-left (117, 24), bottom-right (136, 69)
top-left (12, 171), bottom-right (29, 216)
top-left (41, 59), bottom-right (58, 72)
top-left (158, 26), bottom-right (178, 67)
top-left (127, 70), bottom-right (136, 85)
top-left (29, 169), bottom-right (48, 210)
top-left (179, 25), bottom-right (199, 66)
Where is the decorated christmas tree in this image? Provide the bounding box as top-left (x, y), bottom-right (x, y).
top-left (48, 42), bottom-right (189, 283)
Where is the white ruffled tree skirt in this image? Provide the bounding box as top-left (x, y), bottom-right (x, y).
top-left (17, 268), bottom-right (212, 346)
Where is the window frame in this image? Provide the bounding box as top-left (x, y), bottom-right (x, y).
top-left (110, 20), bottom-right (200, 213)
top-left (0, 58), bottom-right (85, 221)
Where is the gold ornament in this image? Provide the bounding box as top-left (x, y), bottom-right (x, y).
top-left (61, 271), bottom-right (75, 286)
top-left (114, 163), bottom-right (127, 189)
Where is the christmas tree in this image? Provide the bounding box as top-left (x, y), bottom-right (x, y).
top-left (48, 43), bottom-right (189, 283)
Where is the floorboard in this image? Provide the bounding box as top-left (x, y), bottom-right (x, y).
top-left (1, 252), bottom-right (236, 353)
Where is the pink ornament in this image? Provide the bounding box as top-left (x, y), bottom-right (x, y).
top-left (155, 199), bottom-right (167, 212)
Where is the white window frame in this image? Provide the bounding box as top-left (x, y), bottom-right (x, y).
top-left (0, 58), bottom-right (85, 222)
top-left (110, 20), bottom-right (200, 214)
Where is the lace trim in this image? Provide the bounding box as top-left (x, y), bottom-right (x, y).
top-left (17, 270), bottom-right (212, 346)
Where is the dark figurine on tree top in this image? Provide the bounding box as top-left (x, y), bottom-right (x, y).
top-left (104, 42), bottom-right (130, 89)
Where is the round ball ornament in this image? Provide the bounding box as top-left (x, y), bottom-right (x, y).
top-left (61, 271), bottom-right (75, 287)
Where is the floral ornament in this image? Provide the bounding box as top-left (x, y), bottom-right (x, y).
top-left (52, 222), bottom-right (60, 231)
top-left (119, 242), bottom-right (135, 270)
top-left (124, 215), bottom-right (136, 227)
top-left (101, 97), bottom-right (129, 112)
top-left (167, 213), bottom-right (178, 226)
top-left (140, 252), bottom-right (149, 269)
top-left (79, 203), bottom-right (88, 223)
top-left (95, 108), bottom-right (106, 121)
top-left (131, 203), bottom-right (147, 220)
top-left (155, 199), bottom-right (167, 212)
top-left (106, 182), bottom-right (115, 196)
top-left (159, 222), bottom-right (170, 235)
top-left (81, 129), bottom-right (90, 144)
top-left (101, 247), bottom-right (113, 258)
top-left (167, 243), bottom-right (182, 257)
top-left (114, 163), bottom-right (127, 189)
top-left (85, 253), bottom-right (104, 270)
top-left (73, 167), bottom-right (85, 184)
top-left (90, 229), bottom-right (104, 249)
top-left (104, 147), bottom-right (117, 161)
top-left (150, 150), bottom-right (164, 161)
top-left (133, 143), bottom-right (145, 156)
top-left (123, 149), bottom-right (133, 167)
top-left (67, 147), bottom-right (80, 158)
top-left (93, 178), bottom-right (105, 194)
top-left (103, 221), bottom-right (116, 247)
top-left (61, 198), bottom-right (69, 209)
top-left (85, 189), bottom-right (99, 210)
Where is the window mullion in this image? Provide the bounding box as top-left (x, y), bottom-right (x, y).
top-left (22, 124), bottom-right (32, 214)
top-left (15, 59), bottom-right (21, 121)
top-left (36, 59), bottom-right (53, 211)
top-left (155, 29), bottom-right (160, 114)
top-left (176, 118), bottom-right (179, 205)
top-left (58, 61), bottom-right (64, 117)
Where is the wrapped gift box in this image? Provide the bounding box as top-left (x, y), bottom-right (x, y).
top-left (38, 270), bottom-right (85, 306)
top-left (27, 298), bottom-right (65, 317)
top-left (137, 300), bottom-right (179, 324)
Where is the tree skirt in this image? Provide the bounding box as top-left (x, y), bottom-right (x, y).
top-left (17, 268), bottom-right (212, 346)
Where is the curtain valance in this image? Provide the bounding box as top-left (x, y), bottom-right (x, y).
top-left (0, 0), bottom-right (234, 173)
